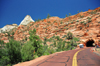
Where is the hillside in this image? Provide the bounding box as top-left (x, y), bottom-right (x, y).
top-left (0, 7), bottom-right (100, 46)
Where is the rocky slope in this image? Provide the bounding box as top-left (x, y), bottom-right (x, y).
top-left (0, 7), bottom-right (100, 46)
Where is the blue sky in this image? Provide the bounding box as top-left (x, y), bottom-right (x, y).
top-left (0, 0), bottom-right (100, 28)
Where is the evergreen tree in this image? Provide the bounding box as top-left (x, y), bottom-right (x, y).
top-left (29, 29), bottom-right (43, 57)
top-left (47, 14), bottom-right (51, 19)
top-left (69, 13), bottom-right (71, 16)
top-left (65, 14), bottom-right (67, 17)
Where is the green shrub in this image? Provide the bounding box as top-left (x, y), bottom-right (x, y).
top-left (44, 37), bottom-right (47, 45)
top-left (80, 27), bottom-right (82, 30)
top-left (71, 22), bottom-right (73, 24)
top-left (80, 15), bottom-right (84, 18)
top-left (66, 43), bottom-right (71, 50)
top-left (62, 41), bottom-right (66, 51)
top-left (42, 45), bottom-right (49, 55)
top-left (80, 21), bottom-right (84, 24)
top-left (88, 20), bottom-right (91, 23)
top-left (90, 11), bottom-right (96, 14)
top-left (84, 22), bottom-right (87, 25)
top-left (60, 21), bottom-right (63, 24)
top-left (55, 36), bottom-right (60, 40)
top-left (12, 32), bottom-right (15, 35)
top-left (49, 48), bottom-right (55, 54)
top-left (66, 28), bottom-right (69, 30)
top-left (53, 40), bottom-right (56, 47)
top-left (62, 35), bottom-right (67, 38)
top-left (6, 39), bottom-right (21, 64)
top-left (21, 41), bottom-right (35, 61)
top-left (66, 32), bottom-right (73, 40)
top-left (56, 41), bottom-right (62, 51)
top-left (73, 37), bottom-right (79, 42)
top-left (0, 40), bottom-right (9, 66)
top-left (43, 50), bottom-right (50, 55)
top-left (76, 20), bottom-right (79, 22)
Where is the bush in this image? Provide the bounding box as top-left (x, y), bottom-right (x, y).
top-left (55, 36), bottom-right (60, 40)
top-left (66, 32), bottom-right (73, 40)
top-left (21, 41), bottom-right (35, 61)
top-left (80, 21), bottom-right (84, 24)
top-left (12, 32), bottom-right (15, 35)
top-left (73, 37), bottom-right (79, 42)
top-left (6, 39), bottom-right (21, 64)
top-left (62, 41), bottom-right (66, 51)
top-left (0, 40), bottom-right (10, 66)
top-left (47, 47), bottom-right (55, 54)
top-left (56, 41), bottom-right (62, 51)
top-left (66, 43), bottom-right (71, 50)
top-left (42, 45), bottom-right (49, 55)
top-left (80, 15), bottom-right (84, 18)
top-left (76, 20), bottom-right (79, 22)
top-left (44, 37), bottom-right (47, 45)
top-left (84, 22), bottom-right (87, 25)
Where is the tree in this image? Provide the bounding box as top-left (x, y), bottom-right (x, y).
top-left (65, 14), bottom-right (67, 17)
top-left (77, 11), bottom-right (79, 13)
top-left (44, 37), bottom-right (47, 45)
top-left (47, 14), bottom-right (51, 19)
top-left (29, 29), bottom-right (43, 57)
top-left (69, 13), bottom-right (71, 16)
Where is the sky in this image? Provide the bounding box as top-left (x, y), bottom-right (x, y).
top-left (0, 0), bottom-right (100, 28)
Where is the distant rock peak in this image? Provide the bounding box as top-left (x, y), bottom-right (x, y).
top-left (19, 15), bottom-right (34, 25)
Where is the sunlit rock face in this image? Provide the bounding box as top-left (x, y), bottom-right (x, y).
top-left (0, 24), bottom-right (18, 33)
top-left (19, 15), bottom-right (34, 25)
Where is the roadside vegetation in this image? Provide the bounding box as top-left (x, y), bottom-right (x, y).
top-left (0, 29), bottom-right (79, 66)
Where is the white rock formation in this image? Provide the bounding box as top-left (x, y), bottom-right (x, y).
top-left (19, 15), bottom-right (34, 25)
top-left (0, 24), bottom-right (18, 33)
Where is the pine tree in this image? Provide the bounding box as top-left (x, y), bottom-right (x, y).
top-left (29, 29), bottom-right (43, 57)
top-left (47, 14), bottom-right (51, 19)
top-left (69, 13), bottom-right (71, 16)
top-left (65, 14), bottom-right (67, 17)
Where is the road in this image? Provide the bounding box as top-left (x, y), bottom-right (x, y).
top-left (30, 47), bottom-right (100, 66)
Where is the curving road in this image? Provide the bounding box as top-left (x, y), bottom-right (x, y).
top-left (30, 47), bottom-right (100, 66)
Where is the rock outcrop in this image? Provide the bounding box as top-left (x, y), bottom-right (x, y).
top-left (0, 24), bottom-right (18, 33)
top-left (19, 15), bottom-right (34, 25)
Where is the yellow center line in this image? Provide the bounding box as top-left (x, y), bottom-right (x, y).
top-left (72, 49), bottom-right (85, 66)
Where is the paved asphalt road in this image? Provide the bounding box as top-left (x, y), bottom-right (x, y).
top-left (30, 47), bottom-right (100, 66)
